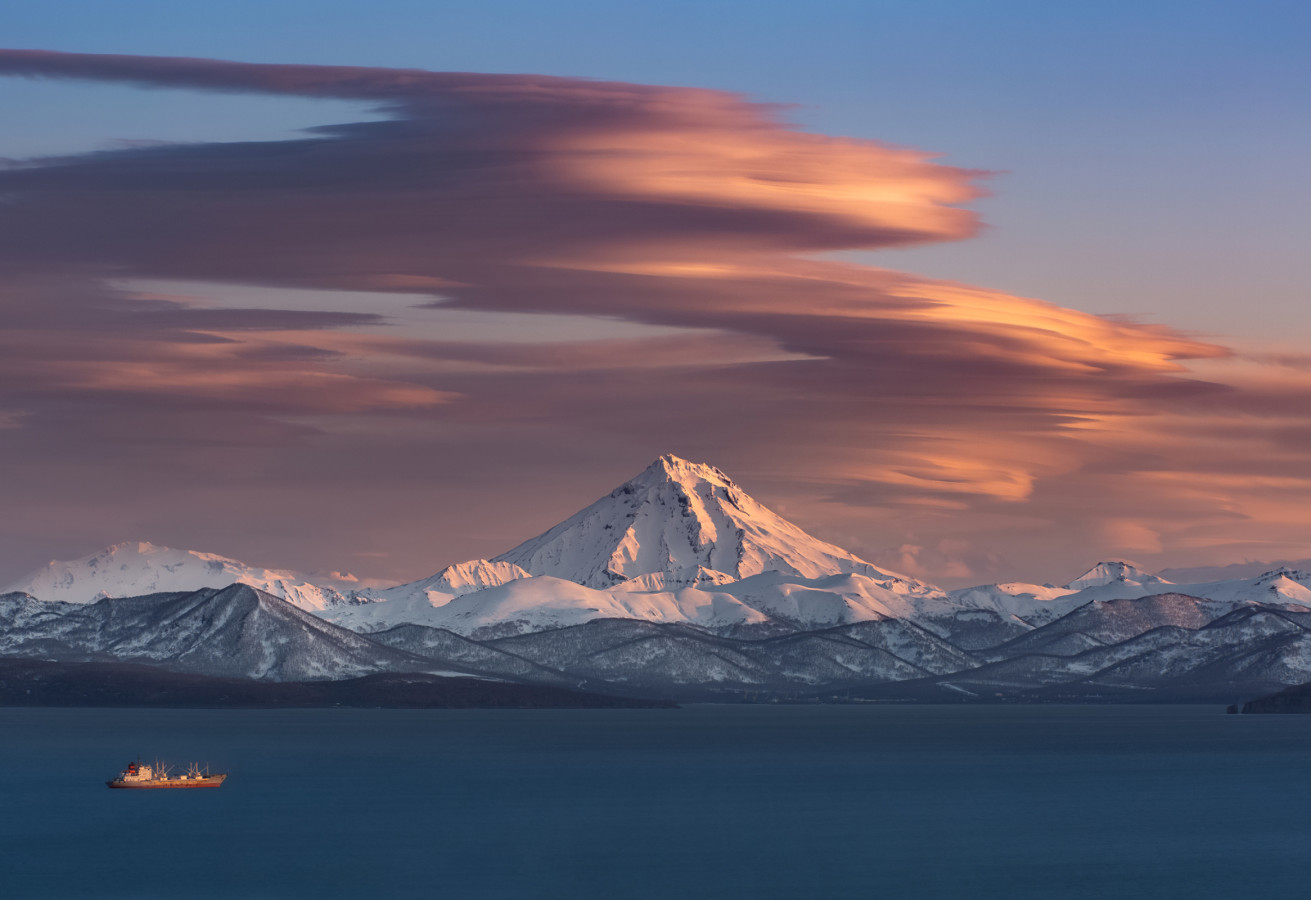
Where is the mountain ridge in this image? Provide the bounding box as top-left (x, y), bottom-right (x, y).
top-left (2, 541), bottom-right (360, 611)
top-left (5, 455), bottom-right (1311, 702)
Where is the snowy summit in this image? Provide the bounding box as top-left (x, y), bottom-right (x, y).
top-left (1, 541), bottom-right (355, 611)
top-left (1064, 561), bottom-right (1169, 591)
top-left (493, 454), bottom-right (908, 590)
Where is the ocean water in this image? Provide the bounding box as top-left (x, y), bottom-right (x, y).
top-left (1, 704), bottom-right (1308, 899)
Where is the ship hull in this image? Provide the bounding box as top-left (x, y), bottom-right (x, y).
top-left (107, 775), bottom-right (227, 789)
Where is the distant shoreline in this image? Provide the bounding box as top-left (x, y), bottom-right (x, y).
top-left (0, 659), bottom-right (674, 710)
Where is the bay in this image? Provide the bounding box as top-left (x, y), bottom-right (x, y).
top-left (1, 705), bottom-right (1307, 899)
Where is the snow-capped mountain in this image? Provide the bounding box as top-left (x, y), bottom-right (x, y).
top-left (493, 454), bottom-right (916, 589)
top-left (933, 569), bottom-right (1185, 646)
top-left (944, 582), bottom-right (1083, 625)
top-left (1004, 566), bottom-right (1311, 616)
top-left (329, 575), bottom-right (771, 637)
top-left (398, 559), bottom-right (531, 598)
top-left (330, 569), bottom-right (965, 639)
top-left (7, 455), bottom-right (1311, 701)
top-left (321, 455), bottom-right (951, 637)
top-left (928, 593), bottom-right (1311, 700)
top-left (0, 585), bottom-right (441, 681)
top-left (1, 541), bottom-right (361, 611)
top-left (362, 559), bottom-right (530, 613)
top-left (1064, 561), bottom-right (1170, 591)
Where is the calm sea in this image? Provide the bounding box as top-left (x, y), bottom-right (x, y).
top-left (1, 705), bottom-right (1307, 899)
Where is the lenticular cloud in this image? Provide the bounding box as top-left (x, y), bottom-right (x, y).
top-left (0, 49), bottom-right (1306, 585)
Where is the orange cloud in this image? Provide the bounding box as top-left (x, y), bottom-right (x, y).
top-left (549, 119), bottom-right (981, 248)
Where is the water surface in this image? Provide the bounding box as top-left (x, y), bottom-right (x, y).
top-left (1, 705), bottom-right (1306, 899)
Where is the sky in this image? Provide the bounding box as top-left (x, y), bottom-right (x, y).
top-left (0, 1), bottom-right (1308, 589)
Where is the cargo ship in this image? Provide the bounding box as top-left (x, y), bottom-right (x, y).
top-left (107, 760), bottom-right (227, 789)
